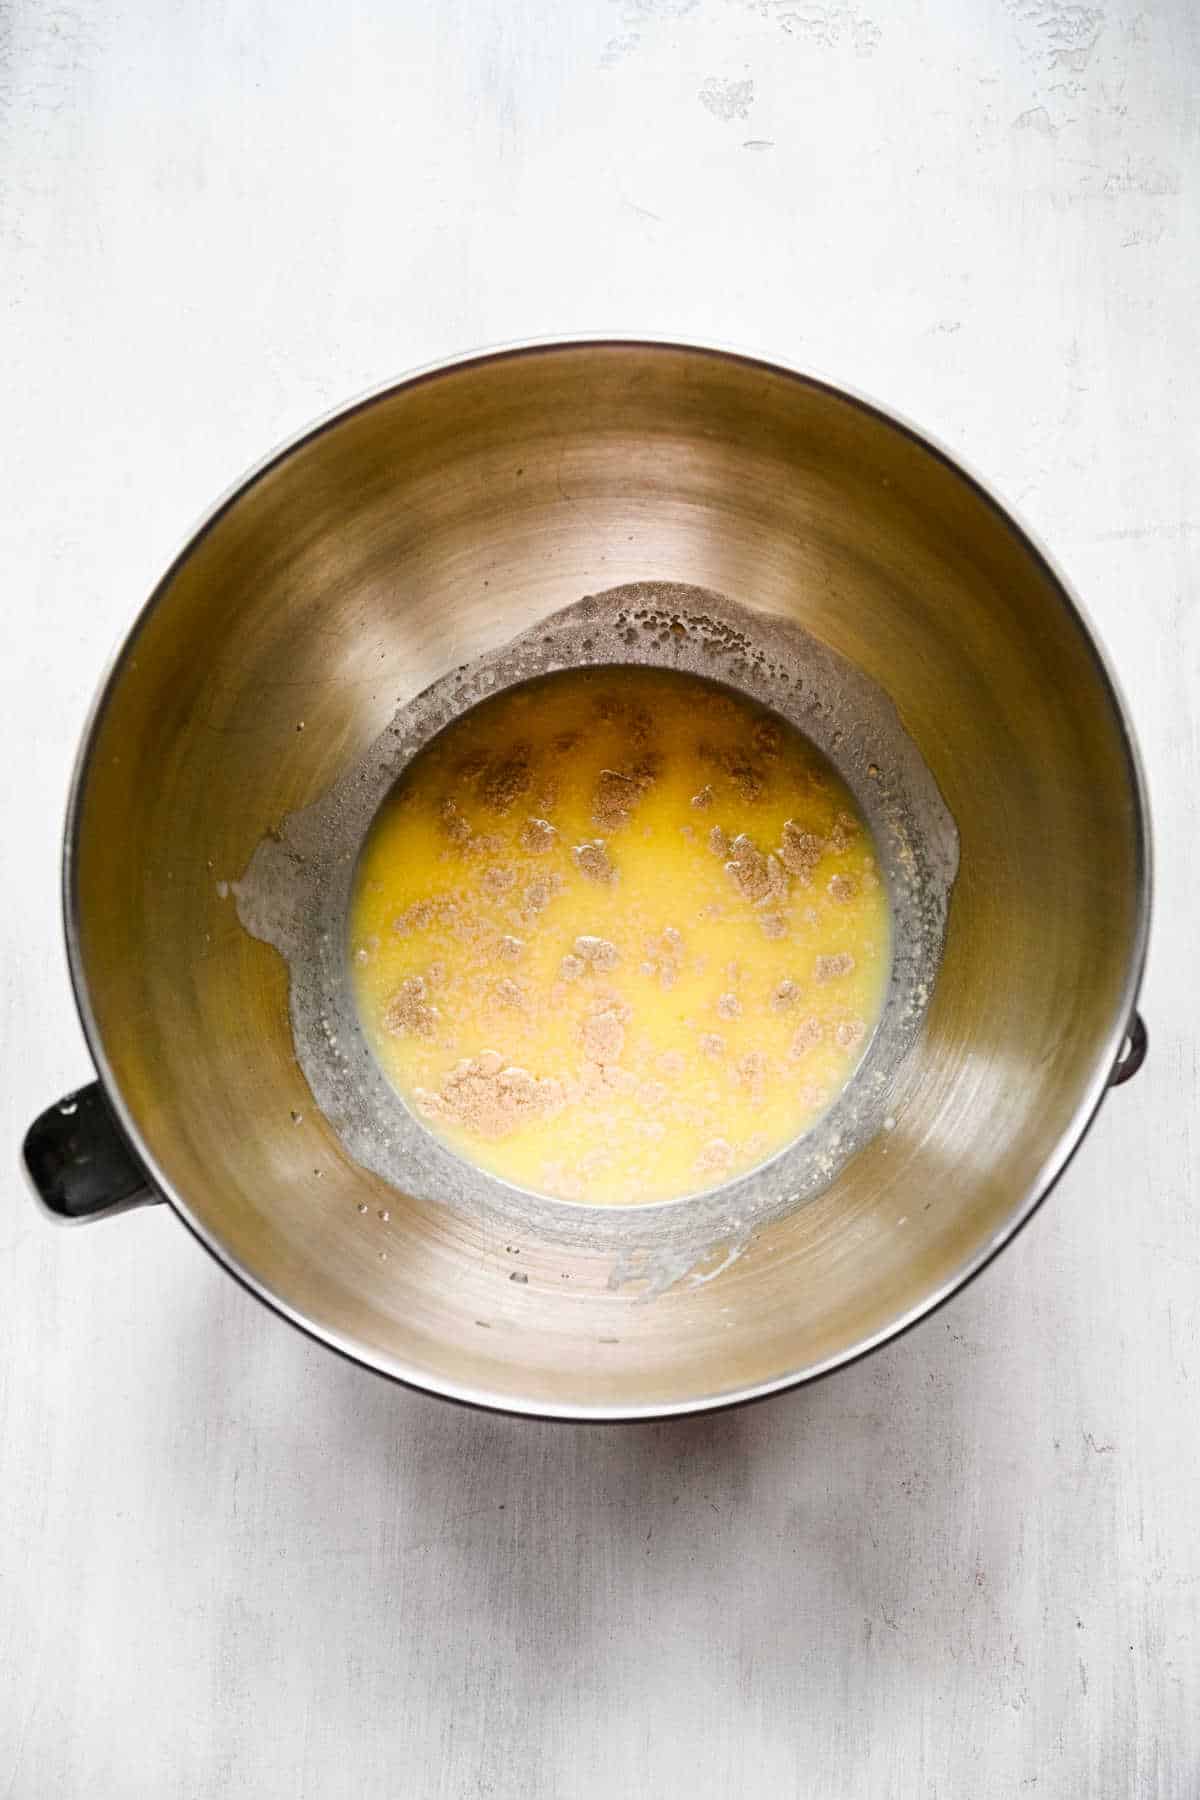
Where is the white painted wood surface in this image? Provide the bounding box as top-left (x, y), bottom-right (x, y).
top-left (2, 2), bottom-right (1197, 1793)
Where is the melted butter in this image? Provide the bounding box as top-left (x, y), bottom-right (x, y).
top-left (349, 666), bottom-right (889, 1206)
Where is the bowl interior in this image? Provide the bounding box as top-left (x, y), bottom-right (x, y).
top-left (70, 343), bottom-right (1146, 1416)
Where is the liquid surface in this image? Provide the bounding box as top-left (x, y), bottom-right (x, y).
top-left (349, 667), bottom-right (889, 1206)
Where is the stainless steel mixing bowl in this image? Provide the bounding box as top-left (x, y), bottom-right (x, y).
top-left (23, 340), bottom-right (1150, 1419)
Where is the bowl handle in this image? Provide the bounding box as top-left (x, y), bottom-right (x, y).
top-left (22, 1082), bottom-right (161, 1222)
top-left (1109, 1011), bottom-right (1148, 1087)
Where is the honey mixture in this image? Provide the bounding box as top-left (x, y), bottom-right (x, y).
top-left (349, 667), bottom-right (889, 1206)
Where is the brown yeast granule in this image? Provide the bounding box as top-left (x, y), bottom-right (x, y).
top-left (828, 810), bottom-right (860, 852)
top-left (593, 769), bottom-right (642, 830)
top-left (573, 840), bottom-right (616, 884)
top-left (725, 833), bottom-right (777, 903)
top-left (573, 935), bottom-right (620, 972)
top-left (384, 975), bottom-right (439, 1038)
top-left (417, 1052), bottom-right (564, 1139)
top-left (696, 1138), bottom-right (734, 1174)
top-left (753, 717), bottom-right (783, 761)
top-left (439, 798), bottom-right (472, 844)
top-left (522, 872), bottom-right (563, 915)
top-left (778, 820), bottom-right (823, 883)
top-left (480, 751), bottom-right (533, 813)
top-left (581, 1004), bottom-right (627, 1064)
top-left (520, 817), bottom-right (558, 854)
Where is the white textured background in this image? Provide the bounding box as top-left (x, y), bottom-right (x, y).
top-left (2, 2), bottom-right (1197, 1794)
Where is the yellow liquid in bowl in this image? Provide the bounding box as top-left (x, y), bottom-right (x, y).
top-left (349, 667), bottom-right (889, 1206)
